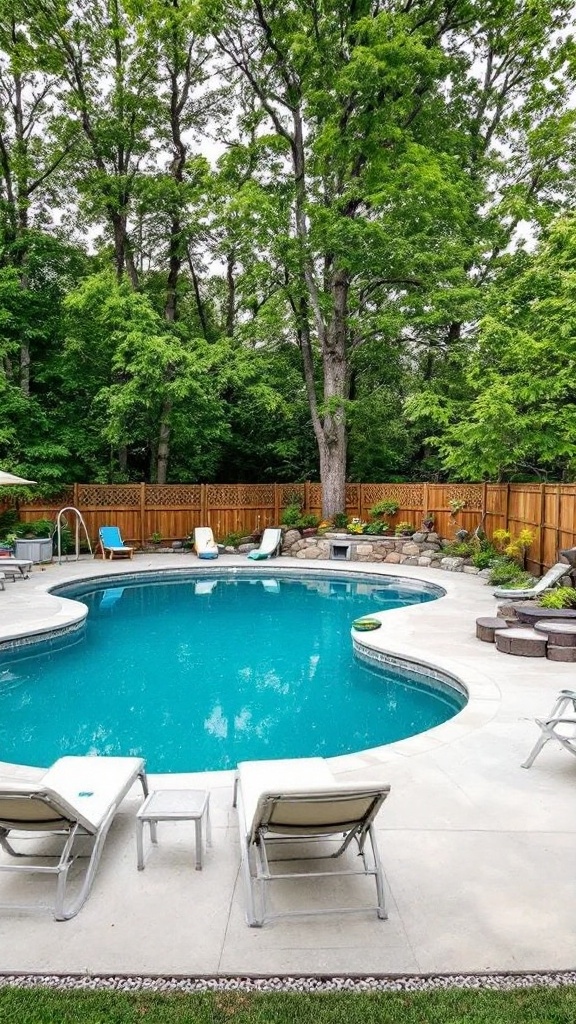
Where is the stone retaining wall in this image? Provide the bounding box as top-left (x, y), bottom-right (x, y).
top-left (280, 530), bottom-right (483, 575)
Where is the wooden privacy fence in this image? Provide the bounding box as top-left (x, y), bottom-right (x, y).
top-left (12, 480), bottom-right (576, 574)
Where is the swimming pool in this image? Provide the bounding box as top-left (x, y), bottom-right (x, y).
top-left (0, 570), bottom-right (465, 772)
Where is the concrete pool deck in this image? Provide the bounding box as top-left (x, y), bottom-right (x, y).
top-left (0, 553), bottom-right (574, 977)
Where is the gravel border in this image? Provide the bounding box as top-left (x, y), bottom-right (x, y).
top-left (0, 972), bottom-right (575, 992)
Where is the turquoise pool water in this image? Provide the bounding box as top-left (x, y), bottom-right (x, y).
top-left (0, 571), bottom-right (464, 772)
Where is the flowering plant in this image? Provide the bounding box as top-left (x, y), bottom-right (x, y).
top-left (347, 517), bottom-right (366, 534)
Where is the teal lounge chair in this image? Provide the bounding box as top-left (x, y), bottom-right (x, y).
top-left (98, 526), bottom-right (134, 561)
top-left (247, 528), bottom-right (282, 561)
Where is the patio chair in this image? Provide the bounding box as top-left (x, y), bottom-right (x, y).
top-left (0, 755), bottom-right (148, 920)
top-left (194, 527), bottom-right (219, 560)
top-left (521, 689), bottom-right (576, 768)
top-left (493, 562), bottom-right (571, 600)
top-left (247, 528), bottom-right (282, 561)
top-left (233, 756), bottom-right (390, 927)
top-left (0, 558), bottom-right (33, 579)
top-left (98, 526), bottom-right (134, 561)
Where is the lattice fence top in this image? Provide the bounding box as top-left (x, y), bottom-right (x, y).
top-left (146, 485), bottom-right (201, 507)
top-left (442, 484), bottom-right (483, 510)
top-left (206, 483), bottom-right (276, 507)
top-left (361, 483), bottom-right (425, 507)
top-left (77, 485), bottom-right (141, 508)
top-left (279, 483), bottom-right (306, 505)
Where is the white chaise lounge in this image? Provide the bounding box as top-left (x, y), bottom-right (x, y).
top-left (493, 562), bottom-right (572, 600)
top-left (194, 527), bottom-right (219, 560)
top-left (233, 756), bottom-right (390, 927)
top-left (0, 755), bottom-right (148, 920)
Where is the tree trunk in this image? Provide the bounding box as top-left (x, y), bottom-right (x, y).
top-left (156, 398), bottom-right (173, 484)
top-left (319, 268), bottom-right (349, 517)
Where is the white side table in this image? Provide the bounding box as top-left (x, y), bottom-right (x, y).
top-left (136, 789), bottom-right (211, 871)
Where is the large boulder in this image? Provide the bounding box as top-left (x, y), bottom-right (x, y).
top-left (440, 556), bottom-right (465, 571)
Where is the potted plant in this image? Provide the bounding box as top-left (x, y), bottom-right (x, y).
top-left (422, 513), bottom-right (435, 532)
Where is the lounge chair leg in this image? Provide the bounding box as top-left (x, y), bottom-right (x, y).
top-left (368, 825), bottom-right (387, 920)
top-left (522, 728), bottom-right (549, 768)
top-left (240, 844), bottom-right (262, 927)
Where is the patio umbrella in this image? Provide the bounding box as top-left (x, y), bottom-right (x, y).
top-left (0, 470), bottom-right (36, 485)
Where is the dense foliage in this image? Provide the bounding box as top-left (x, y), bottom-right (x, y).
top-left (1, 0), bottom-right (576, 511)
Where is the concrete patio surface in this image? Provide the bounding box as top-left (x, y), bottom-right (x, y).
top-left (0, 552), bottom-right (575, 976)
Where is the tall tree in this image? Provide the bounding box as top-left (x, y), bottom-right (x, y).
top-left (213, 0), bottom-right (576, 511)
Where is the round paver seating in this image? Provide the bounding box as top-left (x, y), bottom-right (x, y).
top-left (533, 620), bottom-right (576, 646)
top-left (515, 605), bottom-right (576, 625)
top-left (494, 627), bottom-right (548, 657)
top-left (546, 644), bottom-right (576, 662)
top-left (476, 616), bottom-right (509, 642)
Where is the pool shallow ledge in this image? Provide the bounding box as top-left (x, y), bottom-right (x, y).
top-left (0, 560), bottom-right (502, 778)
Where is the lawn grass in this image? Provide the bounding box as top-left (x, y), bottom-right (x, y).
top-left (0, 986), bottom-right (575, 1024)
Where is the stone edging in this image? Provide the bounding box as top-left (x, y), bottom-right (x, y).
top-left (0, 972), bottom-right (575, 992)
top-left (281, 530), bottom-right (484, 575)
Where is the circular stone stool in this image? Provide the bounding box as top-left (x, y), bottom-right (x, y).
top-left (494, 627), bottom-right (548, 657)
top-left (533, 620), bottom-right (576, 645)
top-left (476, 616), bottom-right (509, 642)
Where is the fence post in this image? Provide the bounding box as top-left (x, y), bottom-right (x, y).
top-left (422, 482), bottom-right (429, 523)
top-left (200, 483), bottom-right (207, 524)
top-left (73, 482), bottom-right (79, 510)
top-left (304, 480), bottom-right (310, 515)
top-left (504, 483), bottom-right (510, 533)
top-left (140, 483), bottom-right (146, 549)
top-left (538, 484), bottom-right (546, 574)
top-left (274, 483), bottom-right (280, 525)
top-left (556, 485), bottom-right (561, 559)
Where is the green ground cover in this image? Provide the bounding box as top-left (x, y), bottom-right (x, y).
top-left (0, 986), bottom-right (575, 1024)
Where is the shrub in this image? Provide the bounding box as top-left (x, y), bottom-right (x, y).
top-left (538, 586), bottom-right (576, 609)
top-left (369, 499), bottom-right (399, 518)
top-left (15, 518), bottom-right (54, 538)
top-left (220, 530), bottom-right (245, 547)
top-left (347, 518), bottom-right (366, 534)
top-left (363, 521), bottom-right (389, 535)
top-left (488, 558), bottom-right (532, 586)
top-left (471, 548), bottom-right (499, 570)
top-left (395, 521), bottom-right (414, 536)
top-left (442, 540), bottom-right (475, 558)
top-left (0, 508), bottom-right (19, 539)
top-left (281, 503), bottom-right (303, 527)
top-left (332, 512), bottom-right (349, 529)
top-left (299, 514), bottom-right (320, 529)
top-left (492, 527), bottom-right (535, 565)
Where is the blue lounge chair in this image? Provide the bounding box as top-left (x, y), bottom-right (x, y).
top-left (247, 528), bottom-right (282, 561)
top-left (98, 526), bottom-right (134, 561)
